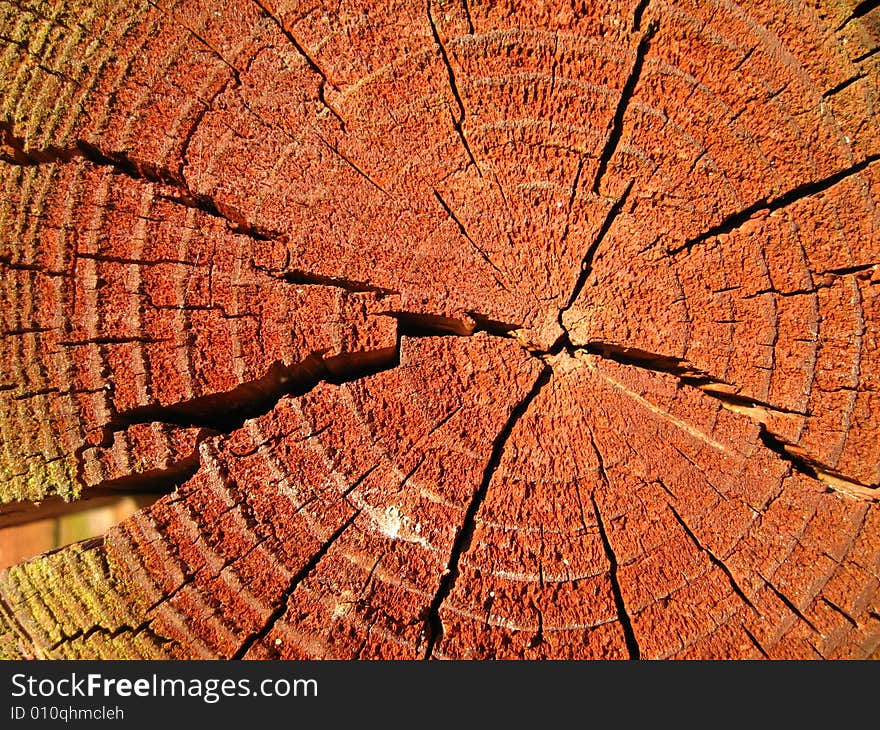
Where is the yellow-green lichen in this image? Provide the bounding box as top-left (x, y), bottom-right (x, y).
top-left (0, 539), bottom-right (168, 658)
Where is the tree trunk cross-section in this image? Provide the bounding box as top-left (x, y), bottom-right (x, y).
top-left (0, 0), bottom-right (878, 660)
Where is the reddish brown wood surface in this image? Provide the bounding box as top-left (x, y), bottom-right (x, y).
top-left (0, 0), bottom-right (879, 659)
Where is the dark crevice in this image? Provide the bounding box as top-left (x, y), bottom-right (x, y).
top-left (695, 386), bottom-right (808, 417)
top-left (759, 424), bottom-right (819, 479)
top-left (383, 310), bottom-right (520, 339)
top-left (230, 511), bottom-right (360, 659)
top-left (821, 597), bottom-right (858, 628)
top-left (250, 0), bottom-right (347, 129)
top-left (529, 598), bottom-right (545, 648)
top-left (323, 348), bottom-right (402, 384)
top-left (0, 314), bottom-right (529, 552)
top-left (853, 45), bottom-right (880, 64)
top-left (85, 453), bottom-right (201, 498)
top-left (742, 625), bottom-right (770, 659)
top-left (672, 155), bottom-right (880, 254)
top-left (46, 620), bottom-right (154, 653)
top-left (388, 311), bottom-right (476, 337)
top-left (154, 192), bottom-right (279, 241)
top-left (590, 492), bottom-right (641, 660)
top-left (761, 577), bottom-right (820, 634)
top-left (422, 365), bottom-right (552, 659)
top-left (1, 120), bottom-right (78, 165)
top-left (822, 72), bottom-right (867, 98)
top-left (823, 261), bottom-right (879, 276)
top-left (631, 0), bottom-right (651, 32)
top-left (427, 0), bottom-right (481, 173)
top-left (274, 269), bottom-right (399, 296)
top-left (557, 158), bottom-right (585, 253)
top-left (460, 0), bottom-right (475, 34)
top-left (582, 341), bottom-right (709, 379)
top-left (98, 309), bottom-right (520, 476)
top-left (547, 181), bottom-right (634, 355)
top-left (34, 535), bottom-right (103, 559)
top-left (177, 71), bottom-right (239, 187)
top-left (74, 252), bottom-right (203, 267)
top-left (110, 349), bottom-right (398, 433)
top-left (145, 0), bottom-right (242, 86)
top-left (666, 504), bottom-right (756, 610)
top-left (313, 132), bottom-right (388, 194)
top-left (2, 326), bottom-right (54, 336)
top-left (733, 46), bottom-right (756, 73)
top-left (743, 286), bottom-right (820, 299)
top-left (0, 254), bottom-right (62, 274)
top-left (557, 180), bottom-right (633, 338)
top-left (466, 312), bottom-right (522, 337)
top-left (340, 464), bottom-right (381, 500)
top-left (433, 189), bottom-right (506, 282)
top-left (582, 342), bottom-right (878, 491)
top-left (76, 141), bottom-right (171, 182)
top-left (1, 118), bottom-right (280, 242)
top-left (836, 0), bottom-right (880, 31)
top-left (586, 342), bottom-right (810, 415)
top-left (592, 21), bottom-right (656, 194)
top-left (757, 426), bottom-right (874, 491)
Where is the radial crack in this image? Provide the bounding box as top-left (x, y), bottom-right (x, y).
top-left (631, 0), bottom-right (651, 31)
top-left (853, 46), bottom-right (880, 64)
top-left (0, 118), bottom-right (280, 241)
top-left (824, 262), bottom-right (879, 276)
top-left (585, 343), bottom-right (807, 414)
top-left (836, 0), bottom-right (880, 31)
top-left (427, 0), bottom-right (481, 173)
top-left (821, 597), bottom-right (858, 628)
top-left (110, 350), bottom-right (397, 433)
top-left (145, 0), bottom-right (241, 83)
top-left (0, 311), bottom-right (536, 539)
top-left (822, 72), bottom-right (867, 98)
top-left (592, 18), bottom-right (657, 194)
top-left (265, 268), bottom-right (399, 296)
top-left (556, 157), bottom-right (585, 255)
top-left (383, 310), bottom-right (521, 338)
top-left (582, 342), bottom-right (877, 496)
top-left (461, 0), bottom-right (475, 34)
top-left (757, 427), bottom-right (878, 500)
top-left (590, 491), bottom-right (641, 660)
top-left (230, 510), bottom-right (360, 659)
top-left (250, 0), bottom-right (347, 128)
top-left (433, 189), bottom-right (508, 286)
top-left (3, 312), bottom-right (536, 536)
top-left (313, 131), bottom-right (388, 194)
top-left (666, 504), bottom-right (756, 610)
top-left (760, 576), bottom-right (820, 634)
top-left (422, 364), bottom-right (552, 658)
top-left (672, 154), bottom-right (880, 254)
top-left (743, 625), bottom-right (770, 658)
top-left (561, 180), bottom-right (633, 314)
top-left (46, 620), bottom-right (153, 652)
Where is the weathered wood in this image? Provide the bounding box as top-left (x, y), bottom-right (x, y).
top-left (0, 0), bottom-right (878, 659)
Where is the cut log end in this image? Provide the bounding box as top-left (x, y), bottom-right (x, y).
top-left (1, 0), bottom-right (879, 660)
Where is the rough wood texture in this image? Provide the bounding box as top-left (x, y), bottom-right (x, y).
top-left (1, 0), bottom-right (879, 659)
